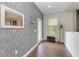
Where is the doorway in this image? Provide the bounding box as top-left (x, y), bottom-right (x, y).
top-left (76, 10), bottom-right (79, 32)
top-left (37, 18), bottom-right (42, 43)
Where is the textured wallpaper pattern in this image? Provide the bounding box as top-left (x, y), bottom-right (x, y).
top-left (0, 2), bottom-right (43, 57)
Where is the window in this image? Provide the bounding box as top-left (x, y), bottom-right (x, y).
top-left (48, 18), bottom-right (58, 34)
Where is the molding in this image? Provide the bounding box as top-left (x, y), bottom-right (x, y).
top-left (22, 39), bottom-right (43, 57)
top-left (65, 44), bottom-right (73, 57)
top-left (33, 2), bottom-right (44, 16)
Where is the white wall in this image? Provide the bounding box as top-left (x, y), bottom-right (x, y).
top-left (43, 11), bottom-right (74, 42)
top-left (65, 32), bottom-right (79, 57)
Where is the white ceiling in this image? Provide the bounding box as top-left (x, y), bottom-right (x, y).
top-left (35, 2), bottom-right (79, 15)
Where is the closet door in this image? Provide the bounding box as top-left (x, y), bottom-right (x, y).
top-left (76, 10), bottom-right (79, 32)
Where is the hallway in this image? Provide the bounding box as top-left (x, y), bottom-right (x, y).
top-left (27, 40), bottom-right (72, 57)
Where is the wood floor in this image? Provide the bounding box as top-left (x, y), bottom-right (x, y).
top-left (27, 40), bottom-right (72, 57)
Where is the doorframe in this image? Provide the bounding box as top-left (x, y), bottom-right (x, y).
top-left (37, 18), bottom-right (42, 43)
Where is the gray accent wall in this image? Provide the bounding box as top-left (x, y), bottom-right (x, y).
top-left (0, 2), bottom-right (43, 57)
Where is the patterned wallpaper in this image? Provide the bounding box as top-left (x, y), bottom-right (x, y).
top-left (0, 2), bottom-right (43, 57)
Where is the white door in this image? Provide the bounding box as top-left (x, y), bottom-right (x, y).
top-left (37, 18), bottom-right (42, 43)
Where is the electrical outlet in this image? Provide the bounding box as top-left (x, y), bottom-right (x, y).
top-left (15, 50), bottom-right (18, 55)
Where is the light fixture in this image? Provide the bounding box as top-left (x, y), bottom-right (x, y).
top-left (48, 5), bottom-right (51, 8)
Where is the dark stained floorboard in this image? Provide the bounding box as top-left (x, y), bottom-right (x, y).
top-left (27, 40), bottom-right (72, 57)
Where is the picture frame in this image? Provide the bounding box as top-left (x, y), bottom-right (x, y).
top-left (1, 5), bottom-right (24, 28)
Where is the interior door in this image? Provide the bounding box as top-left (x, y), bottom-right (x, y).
top-left (77, 10), bottom-right (79, 32)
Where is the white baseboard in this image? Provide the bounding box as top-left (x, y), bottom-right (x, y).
top-left (22, 39), bottom-right (43, 57)
top-left (65, 44), bottom-right (73, 57)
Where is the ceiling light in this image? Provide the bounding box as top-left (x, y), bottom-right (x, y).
top-left (48, 5), bottom-right (51, 8)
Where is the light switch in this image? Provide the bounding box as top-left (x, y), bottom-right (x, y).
top-left (34, 30), bottom-right (36, 32)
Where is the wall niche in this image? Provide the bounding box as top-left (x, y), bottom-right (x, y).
top-left (1, 5), bottom-right (24, 28)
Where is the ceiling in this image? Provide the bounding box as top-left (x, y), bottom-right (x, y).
top-left (35, 2), bottom-right (79, 15)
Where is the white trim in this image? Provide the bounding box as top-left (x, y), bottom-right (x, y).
top-left (37, 18), bottom-right (42, 43)
top-left (65, 44), bottom-right (73, 57)
top-left (1, 5), bottom-right (24, 28)
top-left (22, 39), bottom-right (43, 57)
